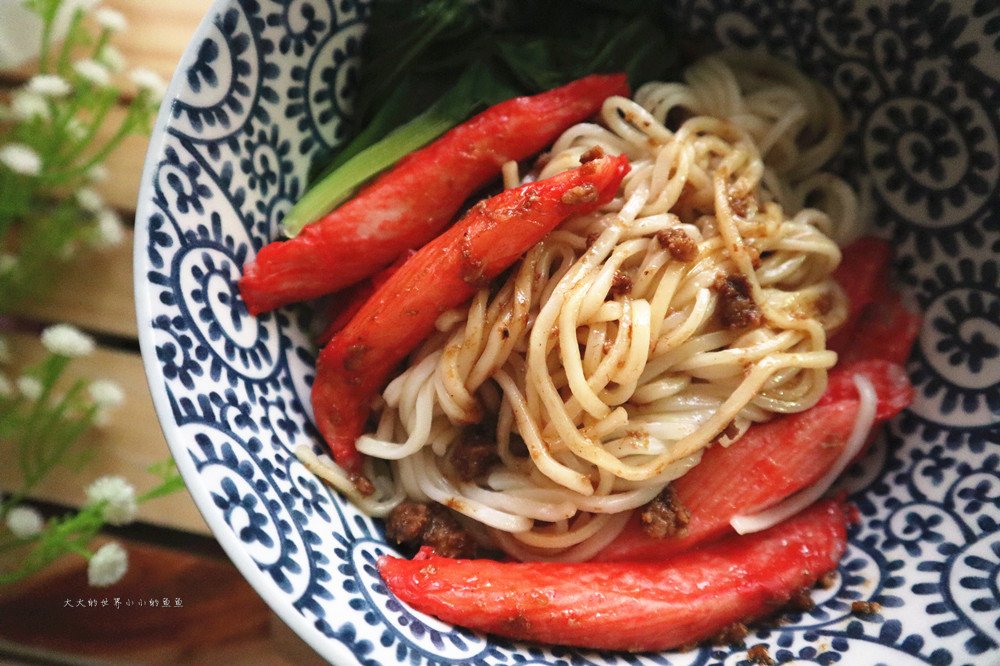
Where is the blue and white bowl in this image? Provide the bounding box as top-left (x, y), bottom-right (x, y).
top-left (134, 1), bottom-right (1000, 664)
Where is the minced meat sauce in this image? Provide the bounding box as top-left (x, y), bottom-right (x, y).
top-left (656, 227), bottom-right (698, 262)
top-left (639, 486), bottom-right (691, 539)
top-left (450, 428), bottom-right (500, 481)
top-left (385, 501), bottom-right (478, 558)
top-left (713, 273), bottom-right (763, 329)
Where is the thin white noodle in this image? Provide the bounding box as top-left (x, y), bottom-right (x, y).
top-left (502, 160), bottom-right (520, 190)
top-left (729, 374), bottom-right (877, 534)
top-left (310, 52), bottom-right (860, 560)
top-left (293, 445), bottom-right (403, 517)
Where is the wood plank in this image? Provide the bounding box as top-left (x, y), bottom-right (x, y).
top-left (0, 0), bottom-right (213, 211)
top-left (92, 106), bottom-right (148, 213)
top-left (0, 2), bottom-right (212, 212)
top-left (9, 226), bottom-right (137, 339)
top-left (0, 83), bottom-right (133, 213)
top-left (0, 539), bottom-right (307, 664)
top-left (0, 85), bottom-right (144, 213)
top-left (0, 333), bottom-right (210, 536)
top-left (103, 0), bottom-right (213, 84)
top-left (1, 0), bottom-right (212, 84)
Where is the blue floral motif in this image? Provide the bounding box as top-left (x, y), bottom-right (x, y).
top-left (932, 297), bottom-right (1000, 376)
top-left (240, 124), bottom-right (294, 198)
top-left (867, 101), bottom-right (977, 218)
top-left (160, 146), bottom-right (212, 215)
top-left (906, 258), bottom-right (1000, 422)
top-left (186, 35), bottom-right (220, 93)
top-left (682, 0), bottom-right (794, 56)
top-left (285, 19), bottom-right (365, 156)
top-left (171, 0), bottom-right (280, 142)
top-left (182, 9), bottom-right (253, 132)
top-left (973, 0), bottom-right (1000, 50)
top-left (213, 475), bottom-right (274, 547)
top-left (152, 314), bottom-right (201, 389)
top-left (146, 212), bottom-right (174, 269)
top-left (268, 0), bottom-right (328, 56)
top-left (133, 0), bottom-right (1000, 664)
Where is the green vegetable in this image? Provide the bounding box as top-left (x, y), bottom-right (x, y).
top-left (286, 64), bottom-right (517, 235)
top-left (285, 0), bottom-right (677, 237)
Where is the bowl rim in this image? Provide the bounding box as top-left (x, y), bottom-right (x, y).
top-left (132, 1), bottom-right (358, 662)
top-left (130, 2), bottom-right (1000, 664)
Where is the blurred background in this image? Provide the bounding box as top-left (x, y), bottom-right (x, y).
top-left (0, 1), bottom-right (322, 662)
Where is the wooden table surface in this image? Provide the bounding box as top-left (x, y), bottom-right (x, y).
top-left (1, 2), bottom-right (325, 663)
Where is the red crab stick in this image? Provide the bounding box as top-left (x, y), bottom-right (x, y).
top-left (594, 360), bottom-right (912, 562)
top-left (313, 155), bottom-right (630, 480)
top-left (819, 359), bottom-right (915, 421)
top-left (378, 499), bottom-right (849, 652)
top-left (315, 250), bottom-right (416, 346)
top-left (239, 74), bottom-right (630, 315)
top-left (836, 290), bottom-right (922, 367)
top-left (594, 401), bottom-right (857, 562)
top-left (828, 237), bottom-right (892, 354)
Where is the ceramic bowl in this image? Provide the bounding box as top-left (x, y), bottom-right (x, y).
top-left (135, 1), bottom-right (1000, 664)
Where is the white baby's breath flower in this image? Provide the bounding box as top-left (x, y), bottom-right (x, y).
top-left (88, 379), bottom-right (124, 408)
top-left (94, 7), bottom-right (127, 32)
top-left (16, 375), bottom-right (43, 400)
top-left (66, 117), bottom-right (88, 141)
top-left (58, 241), bottom-right (77, 260)
top-left (86, 476), bottom-right (137, 525)
top-left (0, 373), bottom-right (12, 397)
top-left (87, 164), bottom-right (109, 183)
top-left (73, 59), bottom-right (111, 88)
top-left (89, 378), bottom-right (123, 427)
top-left (76, 187), bottom-right (103, 212)
top-left (41, 323), bottom-right (95, 358)
top-left (5, 505), bottom-right (44, 539)
top-left (11, 92), bottom-right (50, 121)
top-left (97, 44), bottom-right (125, 73)
top-left (28, 74), bottom-right (71, 98)
top-left (129, 67), bottom-right (166, 103)
top-left (0, 254), bottom-right (15, 275)
top-left (0, 143), bottom-right (42, 176)
top-left (91, 208), bottom-right (124, 249)
top-left (87, 541), bottom-right (128, 586)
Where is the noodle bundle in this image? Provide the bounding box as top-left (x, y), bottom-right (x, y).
top-left (302, 52), bottom-right (863, 561)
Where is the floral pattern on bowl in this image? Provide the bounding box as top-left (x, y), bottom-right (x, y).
top-left (134, 0), bottom-right (1000, 664)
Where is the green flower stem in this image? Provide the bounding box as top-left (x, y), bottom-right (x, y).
top-left (44, 404), bottom-right (99, 470)
top-left (35, 0), bottom-right (60, 73)
top-left (56, 89), bottom-right (119, 168)
top-left (0, 504), bottom-right (103, 585)
top-left (55, 8), bottom-right (85, 75)
top-left (20, 355), bottom-right (70, 435)
top-left (46, 90), bottom-right (93, 161)
top-left (0, 0), bottom-right (180, 589)
top-left (28, 379), bottom-right (89, 472)
top-left (43, 109), bottom-right (140, 184)
top-left (0, 563), bottom-right (36, 585)
top-left (15, 413), bottom-right (33, 485)
top-left (0, 538), bottom-right (34, 555)
top-left (138, 474), bottom-right (185, 502)
top-left (142, 458), bottom-right (183, 498)
top-left (92, 30), bottom-right (110, 61)
top-left (0, 172), bottom-right (33, 220)
top-left (3, 364), bottom-right (92, 518)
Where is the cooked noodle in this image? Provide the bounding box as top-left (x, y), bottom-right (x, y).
top-left (302, 52), bottom-right (861, 560)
